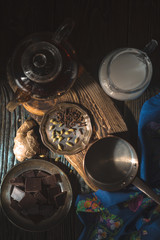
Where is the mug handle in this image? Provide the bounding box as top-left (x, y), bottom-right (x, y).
top-left (54, 18), bottom-right (75, 44)
top-left (143, 39), bottom-right (158, 55)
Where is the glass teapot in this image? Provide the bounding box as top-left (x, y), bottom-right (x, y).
top-left (6, 19), bottom-right (78, 116)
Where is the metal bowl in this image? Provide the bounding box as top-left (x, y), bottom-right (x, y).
top-left (1, 159), bottom-right (72, 232)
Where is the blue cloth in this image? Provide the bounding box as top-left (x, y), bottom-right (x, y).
top-left (76, 93), bottom-right (160, 240)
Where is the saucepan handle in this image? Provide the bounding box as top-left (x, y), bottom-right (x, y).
top-left (132, 176), bottom-right (160, 205)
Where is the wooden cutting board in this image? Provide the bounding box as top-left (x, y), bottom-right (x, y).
top-left (30, 66), bottom-right (128, 191)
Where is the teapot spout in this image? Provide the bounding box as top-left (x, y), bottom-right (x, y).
top-left (6, 89), bottom-right (31, 112)
top-left (6, 99), bottom-right (22, 112)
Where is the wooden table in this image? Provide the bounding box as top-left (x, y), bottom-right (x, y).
top-left (1, 1), bottom-right (160, 239)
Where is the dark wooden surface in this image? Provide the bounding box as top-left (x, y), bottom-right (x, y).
top-left (1, 0), bottom-right (160, 239)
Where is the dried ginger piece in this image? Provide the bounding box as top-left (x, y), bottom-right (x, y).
top-left (13, 120), bottom-right (40, 162)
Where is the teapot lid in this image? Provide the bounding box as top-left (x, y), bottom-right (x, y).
top-left (21, 41), bottom-right (62, 83)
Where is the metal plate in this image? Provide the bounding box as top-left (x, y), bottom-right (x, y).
top-left (40, 102), bottom-right (92, 155)
top-left (1, 159), bottom-right (72, 232)
top-left (84, 136), bottom-right (139, 191)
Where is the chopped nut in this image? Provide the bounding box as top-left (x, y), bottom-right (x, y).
top-left (52, 130), bottom-right (56, 136)
top-left (68, 129), bottom-right (74, 132)
top-left (66, 142), bottom-right (73, 147)
top-left (55, 157), bottom-right (61, 162)
top-left (60, 129), bottom-right (64, 135)
top-left (56, 131), bottom-right (60, 136)
top-left (52, 138), bottom-right (57, 143)
top-left (67, 137), bottom-right (72, 141)
top-left (52, 121), bottom-right (58, 125)
top-left (64, 131), bottom-right (70, 135)
top-left (58, 144), bottom-right (63, 151)
top-left (58, 136), bottom-right (63, 142)
top-left (74, 137), bottom-right (79, 144)
top-left (49, 125), bottom-right (54, 130)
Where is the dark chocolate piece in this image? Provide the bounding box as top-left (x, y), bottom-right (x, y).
top-left (47, 185), bottom-right (61, 204)
top-left (34, 192), bottom-right (47, 204)
top-left (39, 205), bottom-right (56, 217)
top-left (27, 204), bottom-right (40, 215)
top-left (10, 199), bottom-right (22, 212)
top-left (36, 170), bottom-right (50, 178)
top-left (54, 191), bottom-right (67, 207)
top-left (42, 175), bottom-right (57, 186)
top-left (11, 186), bottom-right (25, 202)
top-left (21, 209), bottom-right (29, 217)
top-left (22, 170), bottom-right (35, 178)
top-left (19, 193), bottom-right (37, 209)
top-left (10, 176), bottom-right (24, 187)
top-left (28, 214), bottom-right (44, 224)
top-left (25, 177), bottom-right (41, 192)
top-left (54, 173), bottom-right (62, 182)
top-left (9, 168), bottom-right (67, 224)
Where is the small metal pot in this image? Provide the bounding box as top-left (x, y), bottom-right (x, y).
top-left (84, 136), bottom-right (160, 205)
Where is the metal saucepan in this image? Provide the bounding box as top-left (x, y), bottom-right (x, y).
top-left (84, 136), bottom-right (160, 205)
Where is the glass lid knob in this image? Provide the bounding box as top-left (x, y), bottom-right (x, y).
top-left (21, 41), bottom-right (62, 83)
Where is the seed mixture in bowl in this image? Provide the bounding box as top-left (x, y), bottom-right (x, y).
top-left (40, 103), bottom-right (92, 155)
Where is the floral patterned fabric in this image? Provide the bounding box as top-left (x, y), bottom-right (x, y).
top-left (76, 94), bottom-right (160, 240)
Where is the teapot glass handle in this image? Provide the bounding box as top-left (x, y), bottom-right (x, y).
top-left (143, 39), bottom-right (158, 55)
top-left (54, 19), bottom-right (75, 44)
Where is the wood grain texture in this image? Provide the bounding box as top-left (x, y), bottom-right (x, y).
top-left (28, 65), bottom-right (128, 190)
top-left (0, 82), bottom-right (83, 240)
top-left (1, 0), bottom-right (160, 239)
top-left (57, 66), bottom-right (128, 190)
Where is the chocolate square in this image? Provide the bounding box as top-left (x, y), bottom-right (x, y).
top-left (34, 192), bottom-right (47, 205)
top-left (10, 176), bottom-right (24, 187)
top-left (42, 175), bottom-right (57, 186)
top-left (25, 177), bottom-right (41, 192)
top-left (19, 193), bottom-right (37, 209)
top-left (54, 173), bottom-right (62, 182)
top-left (47, 185), bottom-right (61, 204)
top-left (28, 214), bottom-right (44, 224)
top-left (36, 171), bottom-right (50, 178)
top-left (22, 170), bottom-right (35, 178)
top-left (39, 205), bottom-right (56, 217)
top-left (27, 204), bottom-right (40, 215)
top-left (21, 209), bottom-right (29, 217)
top-left (11, 186), bottom-right (25, 202)
top-left (10, 199), bottom-right (22, 212)
top-left (54, 191), bottom-right (67, 207)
